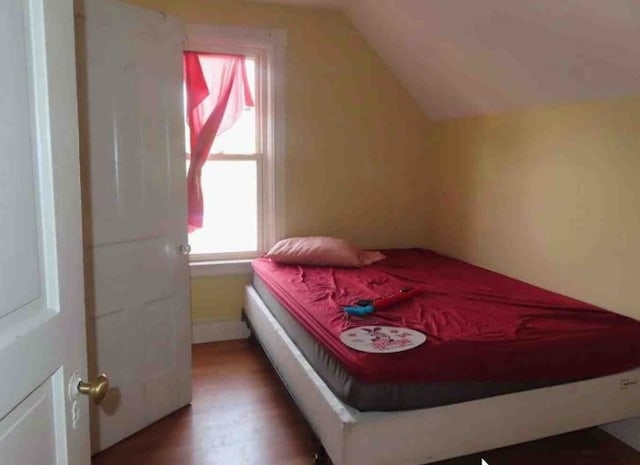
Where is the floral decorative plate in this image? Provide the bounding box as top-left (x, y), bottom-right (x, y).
top-left (339, 326), bottom-right (427, 353)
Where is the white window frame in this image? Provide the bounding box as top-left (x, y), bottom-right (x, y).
top-left (184, 25), bottom-right (286, 275)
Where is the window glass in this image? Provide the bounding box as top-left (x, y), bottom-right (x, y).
top-left (184, 59), bottom-right (257, 156)
top-left (187, 160), bottom-right (258, 255)
top-left (210, 59), bottom-right (256, 155)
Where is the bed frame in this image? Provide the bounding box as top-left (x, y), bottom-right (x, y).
top-left (244, 285), bottom-right (640, 465)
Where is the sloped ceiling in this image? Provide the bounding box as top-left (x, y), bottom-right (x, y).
top-left (252, 0), bottom-right (640, 119)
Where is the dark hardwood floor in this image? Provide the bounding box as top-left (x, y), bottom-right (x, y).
top-left (92, 340), bottom-right (640, 465)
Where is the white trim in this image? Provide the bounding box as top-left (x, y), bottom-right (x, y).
top-left (189, 259), bottom-right (252, 277)
top-left (184, 24), bottom-right (287, 259)
top-left (245, 285), bottom-right (640, 465)
top-left (192, 319), bottom-right (250, 344)
top-left (270, 31), bottom-right (287, 244)
top-left (190, 250), bottom-right (258, 263)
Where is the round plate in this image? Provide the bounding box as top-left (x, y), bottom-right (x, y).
top-left (339, 326), bottom-right (427, 353)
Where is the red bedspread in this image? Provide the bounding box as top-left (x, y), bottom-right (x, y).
top-left (252, 249), bottom-right (640, 384)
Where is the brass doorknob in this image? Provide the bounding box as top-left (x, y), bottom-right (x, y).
top-left (78, 374), bottom-right (110, 404)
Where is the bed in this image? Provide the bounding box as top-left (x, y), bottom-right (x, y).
top-left (243, 249), bottom-right (640, 464)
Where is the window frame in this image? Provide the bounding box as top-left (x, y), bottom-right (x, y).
top-left (183, 25), bottom-right (286, 270)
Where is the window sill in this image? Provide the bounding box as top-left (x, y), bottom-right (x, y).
top-left (189, 259), bottom-right (253, 277)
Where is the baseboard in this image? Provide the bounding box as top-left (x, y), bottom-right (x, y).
top-left (192, 319), bottom-right (250, 344)
top-left (601, 418), bottom-right (640, 452)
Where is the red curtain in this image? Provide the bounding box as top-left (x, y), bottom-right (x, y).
top-left (184, 52), bottom-right (254, 232)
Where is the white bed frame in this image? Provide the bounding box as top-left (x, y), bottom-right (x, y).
top-left (245, 285), bottom-right (640, 465)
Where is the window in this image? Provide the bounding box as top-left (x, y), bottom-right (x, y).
top-left (184, 26), bottom-right (286, 267)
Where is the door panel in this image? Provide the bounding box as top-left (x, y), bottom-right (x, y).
top-left (0, 0), bottom-right (42, 323)
top-left (82, 6), bottom-right (176, 246)
top-left (0, 0), bottom-right (89, 464)
top-left (77, 0), bottom-right (191, 452)
top-left (92, 238), bottom-right (175, 318)
top-left (142, 297), bottom-right (182, 420)
top-left (0, 371), bottom-right (66, 465)
top-left (92, 310), bottom-right (146, 445)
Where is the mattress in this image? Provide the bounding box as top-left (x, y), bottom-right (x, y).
top-left (251, 249), bottom-right (640, 411)
top-left (253, 275), bottom-right (561, 411)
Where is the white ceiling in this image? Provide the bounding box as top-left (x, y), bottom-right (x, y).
top-left (255, 0), bottom-right (640, 119)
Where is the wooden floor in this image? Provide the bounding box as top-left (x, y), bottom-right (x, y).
top-left (93, 340), bottom-right (640, 465)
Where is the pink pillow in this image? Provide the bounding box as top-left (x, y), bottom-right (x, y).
top-left (359, 250), bottom-right (386, 266)
top-left (265, 237), bottom-right (385, 267)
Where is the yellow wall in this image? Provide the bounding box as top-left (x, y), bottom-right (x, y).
top-left (427, 96), bottom-right (640, 319)
top-left (125, 0), bottom-right (433, 322)
top-left (190, 274), bottom-right (251, 323)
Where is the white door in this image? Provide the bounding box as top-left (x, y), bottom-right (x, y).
top-left (75, 0), bottom-right (192, 453)
top-left (0, 0), bottom-right (92, 464)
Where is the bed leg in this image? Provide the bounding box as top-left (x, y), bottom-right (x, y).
top-left (313, 445), bottom-right (328, 464)
top-left (241, 308), bottom-right (257, 345)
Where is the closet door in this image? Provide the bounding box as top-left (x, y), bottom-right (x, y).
top-left (76, 0), bottom-right (191, 452)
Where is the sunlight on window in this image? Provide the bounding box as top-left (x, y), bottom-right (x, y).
top-left (187, 160), bottom-right (258, 255)
top-left (211, 59), bottom-right (256, 155)
top-left (184, 59), bottom-right (256, 155)
top-left (185, 57), bottom-right (260, 256)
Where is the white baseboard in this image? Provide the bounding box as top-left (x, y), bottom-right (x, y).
top-left (192, 319), bottom-right (250, 344)
top-left (601, 418), bottom-right (640, 451)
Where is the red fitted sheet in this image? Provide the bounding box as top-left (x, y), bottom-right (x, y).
top-left (252, 249), bottom-right (640, 384)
